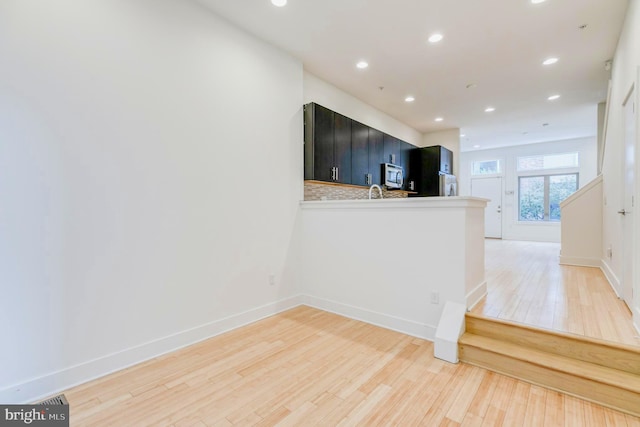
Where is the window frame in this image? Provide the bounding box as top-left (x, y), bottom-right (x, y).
top-left (517, 172), bottom-right (579, 222)
top-left (516, 152), bottom-right (579, 172)
top-left (471, 159), bottom-right (503, 177)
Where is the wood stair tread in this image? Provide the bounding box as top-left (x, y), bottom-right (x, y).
top-left (459, 333), bottom-right (640, 394)
top-left (464, 314), bottom-right (640, 375)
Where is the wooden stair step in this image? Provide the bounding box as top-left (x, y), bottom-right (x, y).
top-left (465, 313), bottom-right (640, 375)
top-left (459, 333), bottom-right (640, 416)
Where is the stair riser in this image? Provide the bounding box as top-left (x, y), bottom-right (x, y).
top-left (460, 344), bottom-right (640, 417)
top-left (466, 316), bottom-right (640, 375)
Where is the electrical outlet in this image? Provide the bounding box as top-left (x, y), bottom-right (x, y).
top-left (268, 274), bottom-right (276, 286)
top-left (430, 291), bottom-right (439, 305)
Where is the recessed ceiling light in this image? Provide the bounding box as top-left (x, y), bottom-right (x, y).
top-left (435, 117), bottom-right (444, 122)
top-left (531, 0), bottom-right (546, 4)
top-left (428, 33), bottom-right (443, 43)
top-left (405, 96), bottom-right (415, 102)
top-left (485, 107), bottom-right (496, 113)
top-left (460, 134), bottom-right (466, 138)
top-left (548, 94), bottom-right (561, 101)
top-left (473, 145), bottom-right (481, 149)
top-left (543, 57), bottom-right (558, 66)
top-left (356, 61), bottom-right (369, 69)
top-left (271, 0), bottom-right (287, 6)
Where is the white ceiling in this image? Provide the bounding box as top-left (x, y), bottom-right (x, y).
top-left (195, 0), bottom-right (628, 151)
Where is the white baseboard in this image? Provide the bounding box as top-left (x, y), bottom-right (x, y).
top-left (559, 256), bottom-right (601, 268)
top-left (600, 259), bottom-right (622, 298)
top-left (466, 281), bottom-right (487, 310)
top-left (0, 295), bottom-right (304, 404)
top-left (300, 295), bottom-right (436, 341)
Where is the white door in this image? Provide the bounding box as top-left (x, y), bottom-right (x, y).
top-left (621, 89), bottom-right (636, 308)
top-left (472, 177), bottom-right (503, 239)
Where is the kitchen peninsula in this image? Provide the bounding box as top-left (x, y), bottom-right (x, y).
top-left (291, 196), bottom-right (488, 340)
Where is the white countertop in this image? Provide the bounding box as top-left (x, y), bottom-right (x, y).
top-left (300, 196), bottom-right (488, 210)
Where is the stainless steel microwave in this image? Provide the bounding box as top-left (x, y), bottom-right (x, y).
top-left (383, 163), bottom-right (404, 189)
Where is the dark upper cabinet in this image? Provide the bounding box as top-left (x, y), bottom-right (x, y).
top-left (410, 145), bottom-right (454, 196)
top-left (368, 128), bottom-right (384, 185)
top-left (304, 102), bottom-right (417, 188)
top-left (334, 113), bottom-right (352, 184)
top-left (351, 120), bottom-right (369, 186)
top-left (399, 142), bottom-right (415, 191)
top-left (351, 123), bottom-right (385, 186)
top-left (304, 103), bottom-right (333, 182)
top-left (383, 134), bottom-right (400, 165)
top-left (304, 103), bottom-right (351, 183)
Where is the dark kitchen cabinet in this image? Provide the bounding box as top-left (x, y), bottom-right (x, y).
top-left (333, 113), bottom-right (352, 183)
top-left (368, 128), bottom-right (384, 185)
top-left (399, 142), bottom-right (415, 191)
top-left (351, 120), bottom-right (369, 186)
top-left (304, 102), bottom-right (417, 188)
top-left (304, 103), bottom-right (351, 184)
top-left (351, 122), bottom-right (384, 186)
top-left (383, 134), bottom-right (400, 165)
top-left (410, 145), bottom-right (454, 196)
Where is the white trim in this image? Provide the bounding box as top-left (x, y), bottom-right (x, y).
top-left (300, 295), bottom-right (436, 341)
top-left (0, 295), bottom-right (304, 404)
top-left (466, 281), bottom-right (488, 310)
top-left (600, 259), bottom-right (622, 298)
top-left (559, 256), bottom-right (602, 268)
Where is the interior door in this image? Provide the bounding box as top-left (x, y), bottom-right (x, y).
top-left (472, 177), bottom-right (503, 239)
top-left (621, 88), bottom-right (636, 308)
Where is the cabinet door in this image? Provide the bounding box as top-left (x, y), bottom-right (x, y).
top-left (368, 128), bottom-right (384, 185)
top-left (351, 120), bottom-right (369, 186)
top-left (440, 146), bottom-right (453, 175)
top-left (334, 113), bottom-right (352, 184)
top-left (313, 104), bottom-right (335, 182)
top-left (400, 142), bottom-right (414, 190)
top-left (383, 134), bottom-right (400, 165)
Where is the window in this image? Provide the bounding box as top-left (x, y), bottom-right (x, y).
top-left (472, 159), bottom-right (501, 175)
top-left (517, 152), bottom-right (579, 171)
top-left (519, 174), bottom-right (578, 221)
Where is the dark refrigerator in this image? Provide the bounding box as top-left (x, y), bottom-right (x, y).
top-left (409, 145), bottom-right (457, 197)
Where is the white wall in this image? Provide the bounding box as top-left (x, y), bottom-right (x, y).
top-left (0, 0), bottom-right (303, 402)
top-left (559, 176), bottom-right (603, 267)
top-left (459, 137), bottom-right (598, 242)
top-left (293, 198), bottom-right (487, 340)
top-left (601, 0), bottom-right (640, 327)
top-left (303, 72), bottom-right (423, 147)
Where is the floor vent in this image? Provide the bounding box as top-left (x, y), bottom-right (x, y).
top-left (36, 394), bottom-right (69, 405)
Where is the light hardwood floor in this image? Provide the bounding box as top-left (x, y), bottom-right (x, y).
top-left (65, 306), bottom-right (640, 426)
top-left (472, 239), bottom-right (640, 347)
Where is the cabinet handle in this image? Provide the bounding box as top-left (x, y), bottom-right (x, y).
top-left (331, 167), bottom-right (336, 181)
top-left (336, 167), bottom-right (339, 181)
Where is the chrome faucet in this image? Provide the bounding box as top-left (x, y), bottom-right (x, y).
top-left (368, 184), bottom-right (383, 200)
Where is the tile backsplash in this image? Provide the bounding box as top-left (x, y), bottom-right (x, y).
top-left (304, 181), bottom-right (410, 201)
